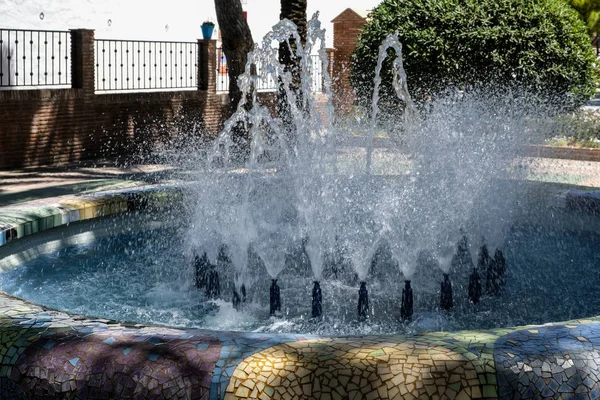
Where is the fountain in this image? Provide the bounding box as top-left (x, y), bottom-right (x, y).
top-left (1, 12), bottom-right (600, 399)
top-left (0, 13), bottom-right (568, 335)
top-left (172, 13), bottom-right (546, 329)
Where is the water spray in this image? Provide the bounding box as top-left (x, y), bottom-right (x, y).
top-left (400, 280), bottom-right (413, 321)
top-left (270, 279), bottom-right (281, 315)
top-left (367, 32), bottom-right (415, 174)
top-left (311, 281), bottom-right (322, 318)
top-left (440, 273), bottom-right (453, 311)
top-left (357, 281), bottom-right (369, 320)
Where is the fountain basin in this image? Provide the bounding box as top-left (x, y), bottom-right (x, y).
top-left (0, 184), bottom-right (600, 399)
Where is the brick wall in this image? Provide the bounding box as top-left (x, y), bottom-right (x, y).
top-left (0, 30), bottom-right (274, 169)
top-left (527, 145), bottom-right (600, 162)
top-left (0, 89), bottom-right (226, 168)
top-left (331, 9), bottom-right (367, 115)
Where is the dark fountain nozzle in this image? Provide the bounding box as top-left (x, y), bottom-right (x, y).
top-left (358, 281), bottom-right (369, 321)
top-left (233, 288), bottom-right (241, 310)
top-left (311, 281), bottom-right (323, 319)
top-left (205, 266), bottom-right (220, 299)
top-left (194, 252), bottom-right (210, 289)
top-left (400, 280), bottom-right (413, 322)
top-left (232, 284), bottom-right (247, 311)
top-left (195, 252), bottom-right (220, 299)
top-left (270, 279), bottom-right (281, 316)
top-left (480, 244), bottom-right (500, 296)
top-left (468, 268), bottom-right (482, 304)
top-left (494, 248), bottom-right (506, 286)
top-left (440, 274), bottom-right (453, 311)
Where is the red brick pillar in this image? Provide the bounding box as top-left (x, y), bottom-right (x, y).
top-left (70, 29), bottom-right (95, 98)
top-left (198, 39), bottom-right (217, 93)
top-left (331, 9), bottom-right (368, 115)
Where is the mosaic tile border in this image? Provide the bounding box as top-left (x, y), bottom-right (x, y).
top-left (0, 184), bottom-right (184, 247)
top-left (0, 185), bottom-right (599, 399)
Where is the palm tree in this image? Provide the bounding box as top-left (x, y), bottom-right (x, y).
top-left (280, 0), bottom-right (307, 47)
top-left (278, 0), bottom-right (307, 140)
top-left (214, 0), bottom-right (253, 114)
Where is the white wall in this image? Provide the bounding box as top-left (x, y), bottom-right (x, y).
top-left (0, 0), bottom-right (380, 47)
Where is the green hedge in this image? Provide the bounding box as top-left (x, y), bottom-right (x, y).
top-left (351, 0), bottom-right (598, 112)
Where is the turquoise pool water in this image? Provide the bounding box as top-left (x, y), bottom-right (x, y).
top-left (1, 219), bottom-right (599, 336)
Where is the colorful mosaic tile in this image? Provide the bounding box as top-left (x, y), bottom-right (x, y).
top-left (0, 185), bottom-right (181, 251)
top-left (223, 330), bottom-right (501, 400)
top-left (495, 321), bottom-right (600, 399)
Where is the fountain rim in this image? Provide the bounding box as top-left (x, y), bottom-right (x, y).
top-left (0, 182), bottom-right (599, 332)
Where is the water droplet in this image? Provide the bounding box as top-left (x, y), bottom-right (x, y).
top-left (39, 12), bottom-right (44, 20)
top-left (165, 24), bottom-right (169, 32)
top-left (107, 19), bottom-right (112, 26)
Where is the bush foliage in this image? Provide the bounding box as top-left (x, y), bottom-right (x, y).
top-left (567, 0), bottom-right (600, 35)
top-left (350, 0), bottom-right (598, 111)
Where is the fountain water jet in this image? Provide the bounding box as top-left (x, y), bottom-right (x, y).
top-left (440, 274), bottom-right (453, 311)
top-left (468, 268), bottom-right (483, 305)
top-left (270, 279), bottom-right (281, 315)
top-left (400, 280), bottom-right (413, 321)
top-left (495, 249), bottom-right (506, 286)
top-left (311, 281), bottom-right (322, 319)
top-left (166, 13), bottom-right (541, 333)
top-left (366, 32), bottom-right (415, 174)
top-left (358, 282), bottom-right (369, 320)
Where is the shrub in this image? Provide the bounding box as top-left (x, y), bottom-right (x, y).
top-left (351, 0), bottom-right (598, 112)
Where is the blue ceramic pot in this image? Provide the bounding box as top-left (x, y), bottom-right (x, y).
top-left (201, 25), bottom-right (215, 39)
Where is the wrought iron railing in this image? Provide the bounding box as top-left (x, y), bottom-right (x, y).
top-left (310, 54), bottom-right (324, 93)
top-left (216, 48), bottom-right (324, 94)
top-left (95, 39), bottom-right (198, 91)
top-left (0, 29), bottom-right (71, 88)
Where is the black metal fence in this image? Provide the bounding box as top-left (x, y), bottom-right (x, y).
top-left (0, 29), bottom-right (71, 88)
top-left (217, 47), bottom-right (278, 93)
top-left (95, 39), bottom-right (198, 91)
top-left (0, 29), bottom-right (326, 95)
top-left (216, 47), bottom-right (229, 93)
top-left (216, 49), bottom-right (323, 93)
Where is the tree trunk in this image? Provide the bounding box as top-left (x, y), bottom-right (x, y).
top-left (279, 0), bottom-right (307, 91)
top-left (214, 0), bottom-right (254, 162)
top-left (214, 0), bottom-right (253, 115)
